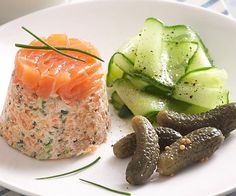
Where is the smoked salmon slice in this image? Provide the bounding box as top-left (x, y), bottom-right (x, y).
top-left (15, 34), bottom-right (103, 102)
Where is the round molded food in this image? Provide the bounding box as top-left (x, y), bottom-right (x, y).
top-left (0, 34), bottom-right (110, 160)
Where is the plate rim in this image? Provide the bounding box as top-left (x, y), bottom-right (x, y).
top-left (0, 0), bottom-right (236, 195)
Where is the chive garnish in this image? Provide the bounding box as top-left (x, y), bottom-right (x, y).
top-left (36, 156), bottom-right (101, 180)
top-left (15, 43), bottom-right (104, 62)
top-left (20, 27), bottom-right (86, 62)
top-left (79, 178), bottom-right (131, 196)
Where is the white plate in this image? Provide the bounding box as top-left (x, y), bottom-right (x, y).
top-left (0, 0), bottom-right (236, 195)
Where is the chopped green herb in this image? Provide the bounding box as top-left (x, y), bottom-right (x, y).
top-left (60, 110), bottom-right (69, 123)
top-left (36, 156), bottom-right (101, 180)
top-left (16, 140), bottom-right (25, 148)
top-left (61, 110), bottom-right (69, 115)
top-left (79, 178), bottom-right (131, 196)
top-left (41, 100), bottom-right (46, 109)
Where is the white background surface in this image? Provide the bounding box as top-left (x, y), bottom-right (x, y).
top-left (226, 0), bottom-right (236, 17)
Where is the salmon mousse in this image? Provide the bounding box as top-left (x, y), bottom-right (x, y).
top-left (0, 34), bottom-right (110, 160)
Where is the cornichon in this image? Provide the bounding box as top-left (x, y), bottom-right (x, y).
top-left (126, 116), bottom-right (160, 185)
top-left (113, 127), bottom-right (182, 159)
top-left (157, 127), bottom-right (224, 176)
top-left (157, 103), bottom-right (236, 136)
top-left (113, 133), bottom-right (136, 159)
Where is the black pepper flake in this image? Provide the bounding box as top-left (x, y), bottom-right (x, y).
top-left (32, 121), bottom-right (37, 128)
top-left (16, 84), bottom-right (20, 90)
top-left (190, 95), bottom-right (193, 99)
top-left (92, 141), bottom-right (96, 145)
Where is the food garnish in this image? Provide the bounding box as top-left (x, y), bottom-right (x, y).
top-left (107, 18), bottom-right (229, 121)
top-left (79, 178), bottom-right (131, 196)
top-left (158, 127), bottom-right (224, 176)
top-left (157, 103), bottom-right (236, 135)
top-left (15, 43), bottom-right (104, 62)
top-left (126, 116), bottom-right (159, 185)
top-left (36, 157), bottom-right (101, 180)
top-left (20, 27), bottom-right (86, 62)
top-left (113, 127), bottom-right (182, 159)
top-left (113, 133), bottom-right (137, 159)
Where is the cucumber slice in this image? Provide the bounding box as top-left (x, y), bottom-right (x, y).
top-left (186, 33), bottom-right (213, 72)
top-left (113, 53), bottom-right (169, 94)
top-left (173, 84), bottom-right (229, 109)
top-left (106, 35), bottom-right (139, 87)
top-left (168, 98), bottom-right (209, 114)
top-left (113, 52), bottom-right (134, 75)
top-left (187, 45), bottom-right (212, 72)
top-left (110, 91), bottom-right (124, 110)
top-left (179, 67), bottom-right (227, 88)
top-left (106, 54), bottom-right (124, 87)
top-left (134, 18), bottom-right (172, 91)
top-left (163, 41), bottom-right (198, 83)
top-left (163, 25), bottom-right (213, 72)
top-left (114, 78), bottom-right (168, 116)
top-left (163, 25), bottom-right (196, 42)
top-left (173, 66), bottom-right (228, 109)
top-left (124, 75), bottom-right (150, 90)
top-left (118, 35), bottom-right (139, 63)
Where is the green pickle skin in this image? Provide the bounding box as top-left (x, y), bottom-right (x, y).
top-left (126, 116), bottom-right (160, 185)
top-left (157, 127), bottom-right (224, 176)
top-left (113, 127), bottom-right (182, 159)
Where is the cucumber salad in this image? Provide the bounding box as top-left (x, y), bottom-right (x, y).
top-left (107, 17), bottom-right (229, 121)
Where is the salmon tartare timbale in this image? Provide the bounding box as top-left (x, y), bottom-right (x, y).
top-left (0, 34), bottom-right (110, 160)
